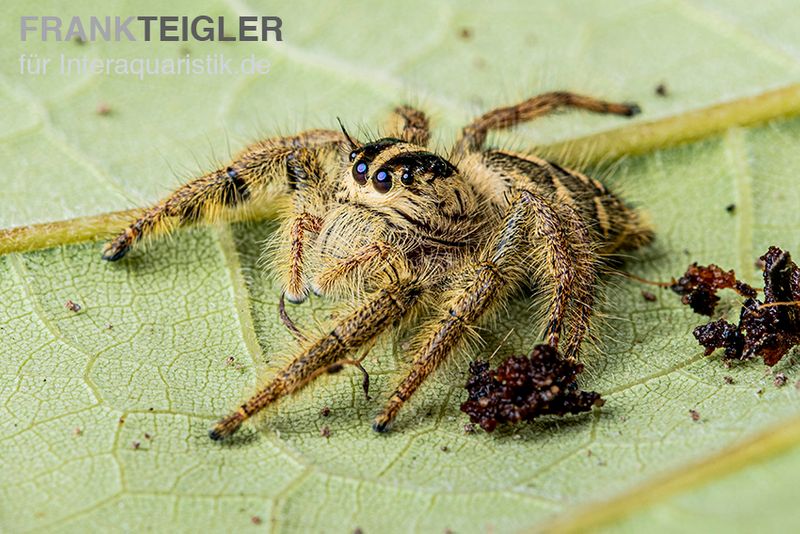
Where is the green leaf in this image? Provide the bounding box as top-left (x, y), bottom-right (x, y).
top-left (2, 1), bottom-right (800, 532)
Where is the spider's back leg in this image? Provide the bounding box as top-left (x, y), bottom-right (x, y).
top-left (102, 129), bottom-right (344, 261)
top-left (453, 91), bottom-right (639, 155)
top-left (479, 150), bottom-right (654, 254)
top-left (387, 105), bottom-right (430, 146)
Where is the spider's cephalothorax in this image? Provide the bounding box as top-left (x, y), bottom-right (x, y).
top-left (102, 92), bottom-right (653, 439)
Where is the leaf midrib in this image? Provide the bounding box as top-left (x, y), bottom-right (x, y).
top-left (2, 83), bottom-right (799, 257)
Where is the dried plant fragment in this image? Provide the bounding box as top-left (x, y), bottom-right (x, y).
top-left (460, 344), bottom-right (603, 432)
top-left (681, 247), bottom-right (800, 366)
top-left (670, 263), bottom-right (757, 316)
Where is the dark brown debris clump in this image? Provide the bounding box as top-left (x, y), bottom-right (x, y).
top-left (460, 344), bottom-right (603, 432)
top-left (670, 263), bottom-right (757, 316)
top-left (679, 247), bottom-right (800, 366)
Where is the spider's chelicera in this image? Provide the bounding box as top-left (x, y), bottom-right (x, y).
top-left (102, 92), bottom-right (653, 440)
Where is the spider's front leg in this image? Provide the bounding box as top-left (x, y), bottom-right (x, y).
top-left (373, 189), bottom-right (597, 432)
top-left (209, 279), bottom-right (423, 441)
top-left (102, 129), bottom-right (344, 261)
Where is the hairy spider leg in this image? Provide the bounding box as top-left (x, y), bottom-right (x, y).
top-left (374, 187), bottom-right (596, 430)
top-left (209, 280), bottom-right (422, 440)
top-left (102, 129), bottom-right (344, 261)
top-left (389, 105), bottom-right (430, 146)
top-left (454, 91), bottom-right (640, 155)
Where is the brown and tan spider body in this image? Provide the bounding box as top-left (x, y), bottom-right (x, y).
top-left (102, 92), bottom-right (653, 439)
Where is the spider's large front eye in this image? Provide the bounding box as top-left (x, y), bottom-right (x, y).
top-left (373, 169), bottom-right (392, 194)
top-left (352, 161), bottom-right (368, 185)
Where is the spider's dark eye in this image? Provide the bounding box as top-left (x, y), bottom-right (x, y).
top-left (353, 161), bottom-right (368, 185)
top-left (400, 168), bottom-right (413, 186)
top-left (373, 169), bottom-right (392, 194)
top-left (349, 151), bottom-right (357, 161)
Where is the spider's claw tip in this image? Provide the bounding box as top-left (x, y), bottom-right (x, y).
top-left (101, 244), bottom-right (128, 262)
top-left (283, 288), bottom-right (309, 304)
top-left (372, 419), bottom-right (390, 433)
top-left (623, 103), bottom-right (641, 117)
top-left (209, 412), bottom-right (245, 441)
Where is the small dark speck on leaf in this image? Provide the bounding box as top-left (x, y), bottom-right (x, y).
top-left (723, 376), bottom-right (734, 385)
top-left (73, 427), bottom-right (83, 436)
top-left (96, 103), bottom-right (112, 116)
top-left (144, 432), bottom-right (153, 440)
top-left (655, 83), bottom-right (668, 97)
top-left (118, 416), bottom-right (126, 425)
top-left (459, 27), bottom-right (472, 40)
top-left (251, 516), bottom-right (262, 525)
top-left (641, 290), bottom-right (657, 302)
top-left (131, 440), bottom-right (141, 450)
top-left (774, 373), bottom-right (788, 387)
top-left (65, 300), bottom-right (81, 313)
top-left (320, 426), bottom-right (331, 438)
top-left (440, 445), bottom-right (449, 453)
top-left (73, 35), bottom-right (85, 45)
top-left (757, 388), bottom-right (764, 396)
top-left (689, 409), bottom-right (701, 421)
top-left (105, 323), bottom-right (113, 330)
top-left (464, 423), bottom-right (475, 434)
top-left (353, 528), bottom-right (363, 534)
top-left (726, 204), bottom-right (736, 213)
top-left (225, 356), bottom-right (236, 366)
top-left (320, 406), bottom-right (331, 417)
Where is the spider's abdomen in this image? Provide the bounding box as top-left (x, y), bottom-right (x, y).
top-left (476, 151), bottom-right (653, 254)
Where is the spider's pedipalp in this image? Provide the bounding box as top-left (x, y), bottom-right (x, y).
top-left (102, 129), bottom-right (344, 261)
top-left (283, 212), bottom-right (323, 304)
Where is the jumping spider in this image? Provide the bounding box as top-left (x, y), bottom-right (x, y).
top-left (102, 92), bottom-right (653, 439)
